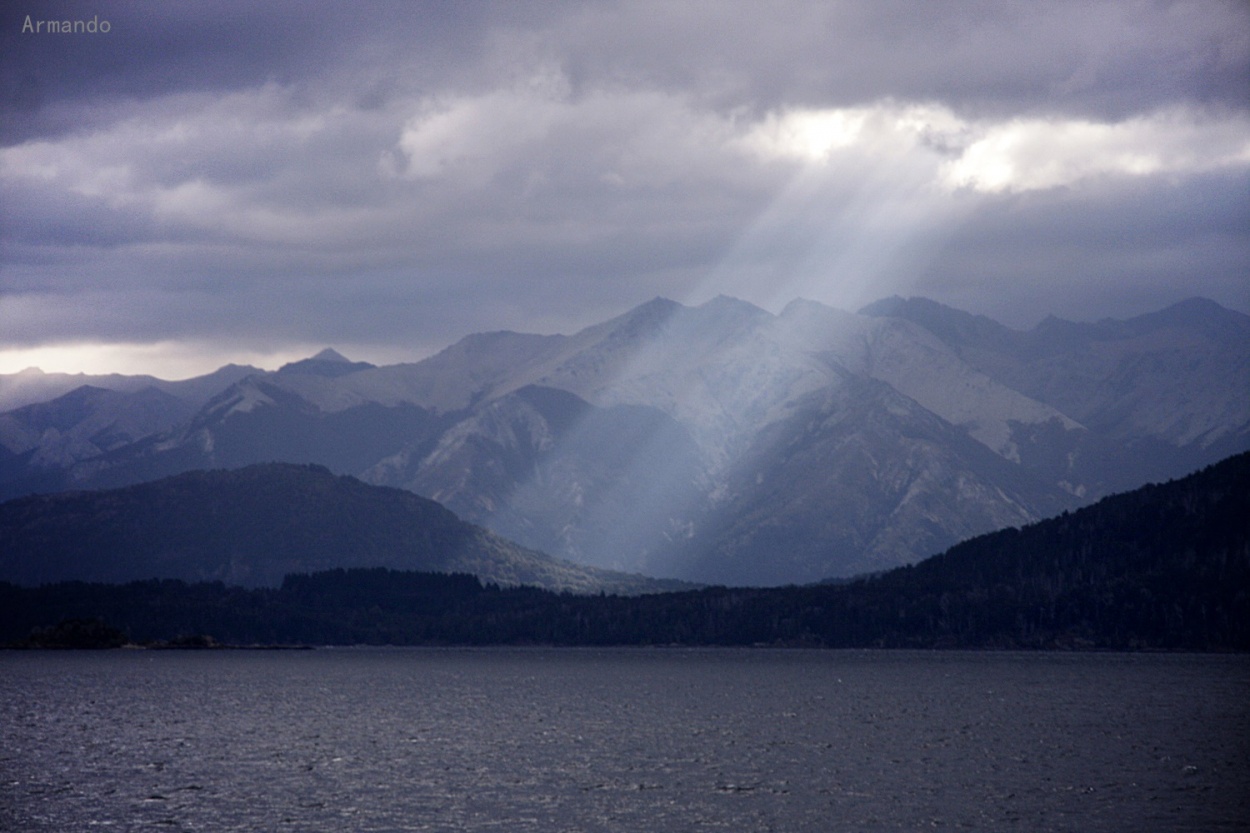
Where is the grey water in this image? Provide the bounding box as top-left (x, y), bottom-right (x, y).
top-left (1, 648), bottom-right (1246, 832)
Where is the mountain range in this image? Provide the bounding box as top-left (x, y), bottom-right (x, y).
top-left (2, 296), bottom-right (1246, 585)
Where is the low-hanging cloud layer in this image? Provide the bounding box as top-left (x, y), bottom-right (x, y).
top-left (2, 0), bottom-right (1248, 377)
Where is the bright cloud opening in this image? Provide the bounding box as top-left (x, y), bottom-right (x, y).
top-left (940, 108), bottom-right (1250, 193)
top-left (738, 102), bottom-right (1250, 194)
top-left (744, 109), bottom-right (870, 161)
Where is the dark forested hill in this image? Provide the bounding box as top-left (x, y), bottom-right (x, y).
top-left (2, 453), bottom-right (1246, 650)
top-left (835, 449), bottom-right (1250, 648)
top-left (0, 463), bottom-right (680, 594)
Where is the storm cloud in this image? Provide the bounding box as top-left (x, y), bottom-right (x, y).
top-left (2, 0), bottom-right (1248, 376)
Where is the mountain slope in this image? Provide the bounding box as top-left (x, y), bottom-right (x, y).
top-left (55, 376), bottom-right (448, 495)
top-left (675, 376), bottom-right (1072, 584)
top-left (0, 463), bottom-right (680, 594)
top-left (365, 384), bottom-right (707, 574)
top-left (0, 385), bottom-right (196, 497)
top-left (860, 295), bottom-right (1250, 490)
top-left (0, 364), bottom-right (265, 497)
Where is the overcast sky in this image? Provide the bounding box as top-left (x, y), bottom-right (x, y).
top-left (2, 0), bottom-right (1248, 378)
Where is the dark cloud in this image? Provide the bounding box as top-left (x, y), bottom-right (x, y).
top-left (918, 170), bottom-right (1250, 325)
top-left (0, 1), bottom-right (497, 143)
top-left (6, 1), bottom-right (1246, 141)
top-left (539, 0), bottom-right (1250, 118)
top-left (1, 0), bottom-right (1247, 375)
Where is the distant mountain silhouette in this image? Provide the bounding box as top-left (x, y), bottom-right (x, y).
top-left (277, 348), bottom-right (376, 377)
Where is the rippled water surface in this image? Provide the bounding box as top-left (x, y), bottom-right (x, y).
top-left (2, 648), bottom-right (1247, 832)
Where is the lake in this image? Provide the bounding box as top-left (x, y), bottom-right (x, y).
top-left (1, 648), bottom-right (1247, 831)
